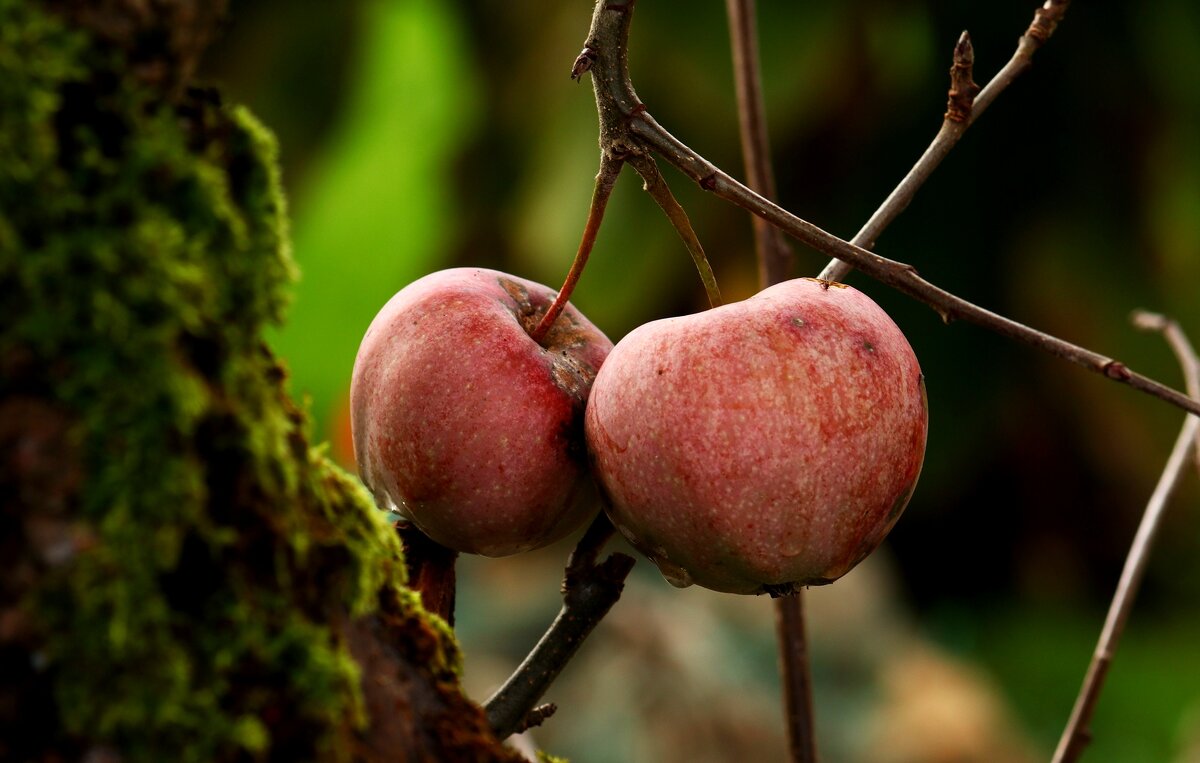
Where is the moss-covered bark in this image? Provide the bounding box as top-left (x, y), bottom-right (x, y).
top-left (0, 2), bottom-right (520, 760)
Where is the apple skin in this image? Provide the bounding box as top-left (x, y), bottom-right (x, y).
top-left (585, 278), bottom-right (927, 594)
top-left (351, 267), bottom-right (613, 556)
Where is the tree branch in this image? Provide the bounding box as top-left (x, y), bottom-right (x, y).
top-left (1052, 311), bottom-right (1200, 763)
top-left (724, 1), bottom-right (816, 759)
top-left (575, 0), bottom-right (1200, 419)
top-left (1131, 312), bottom-right (1200, 473)
top-left (820, 0), bottom-right (1069, 281)
top-left (483, 513), bottom-right (635, 740)
top-left (817, 30), bottom-right (979, 282)
top-left (726, 0), bottom-right (792, 285)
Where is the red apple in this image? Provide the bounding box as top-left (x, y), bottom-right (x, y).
top-left (585, 278), bottom-right (927, 594)
top-left (351, 267), bottom-right (612, 556)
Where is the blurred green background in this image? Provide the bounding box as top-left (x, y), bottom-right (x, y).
top-left (200, 1), bottom-right (1200, 760)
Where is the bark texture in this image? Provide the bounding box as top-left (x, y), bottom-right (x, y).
top-left (0, 2), bottom-right (519, 760)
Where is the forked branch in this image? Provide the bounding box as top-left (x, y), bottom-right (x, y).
top-left (820, 0), bottom-right (1070, 281)
top-left (577, 0), bottom-right (1200, 420)
top-left (483, 513), bottom-right (636, 739)
top-left (1052, 312), bottom-right (1200, 762)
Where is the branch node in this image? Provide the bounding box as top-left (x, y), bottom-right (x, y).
top-left (945, 31), bottom-right (980, 123)
top-left (1028, 0), bottom-right (1071, 44)
top-left (699, 173), bottom-right (719, 191)
top-left (1102, 360), bottom-right (1132, 381)
top-left (571, 46), bottom-right (597, 80)
top-left (514, 703), bottom-right (559, 734)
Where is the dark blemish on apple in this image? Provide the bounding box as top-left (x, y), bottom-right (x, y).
top-left (656, 366), bottom-right (665, 376)
top-left (557, 406), bottom-right (590, 467)
top-left (497, 276), bottom-right (531, 310)
top-left (791, 317), bottom-right (805, 328)
top-left (862, 340), bottom-right (875, 353)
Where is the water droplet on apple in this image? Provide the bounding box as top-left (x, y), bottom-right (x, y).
top-left (374, 486), bottom-right (413, 520)
top-left (654, 558), bottom-right (694, 588)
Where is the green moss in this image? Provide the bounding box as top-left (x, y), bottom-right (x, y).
top-left (0, 1), bottom-right (464, 759)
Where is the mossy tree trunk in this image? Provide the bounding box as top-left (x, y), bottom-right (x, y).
top-left (0, 2), bottom-right (519, 760)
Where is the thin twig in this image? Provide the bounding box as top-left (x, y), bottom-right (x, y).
top-left (820, 0), bottom-right (1069, 282)
top-left (726, 0), bottom-right (792, 285)
top-left (531, 154), bottom-right (624, 344)
top-left (775, 592), bottom-right (818, 763)
top-left (627, 153), bottom-right (722, 307)
top-left (818, 30), bottom-right (978, 282)
top-left (1052, 312), bottom-right (1200, 763)
top-left (483, 513), bottom-right (636, 739)
top-left (1132, 311), bottom-right (1200, 473)
top-left (577, 0), bottom-right (1200, 419)
top-left (725, 0), bottom-right (816, 759)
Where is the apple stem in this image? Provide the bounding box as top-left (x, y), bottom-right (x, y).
top-left (396, 521), bottom-right (459, 626)
top-left (629, 153), bottom-right (723, 308)
top-left (483, 512), bottom-right (635, 739)
top-left (530, 154), bottom-right (624, 345)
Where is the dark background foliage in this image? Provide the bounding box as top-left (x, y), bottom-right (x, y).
top-left (199, 2), bottom-right (1200, 760)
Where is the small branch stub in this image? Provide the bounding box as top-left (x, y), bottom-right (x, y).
top-left (571, 47), bottom-right (596, 80)
top-left (945, 31), bottom-right (980, 123)
top-left (514, 703), bottom-right (558, 734)
top-left (1028, 0), bottom-right (1071, 43)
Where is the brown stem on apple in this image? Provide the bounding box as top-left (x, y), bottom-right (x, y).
top-left (531, 154), bottom-right (625, 345)
top-left (1052, 311), bottom-right (1200, 763)
top-left (726, 0), bottom-right (792, 286)
top-left (483, 512), bottom-right (636, 739)
top-left (627, 153), bottom-right (722, 308)
top-left (820, 1), bottom-right (1067, 281)
top-left (572, 0), bottom-right (1200, 419)
top-left (396, 521), bottom-right (459, 626)
top-left (725, 0), bottom-right (817, 759)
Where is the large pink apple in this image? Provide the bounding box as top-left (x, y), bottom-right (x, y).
top-left (585, 278), bottom-right (927, 594)
top-left (351, 267), bottom-right (612, 556)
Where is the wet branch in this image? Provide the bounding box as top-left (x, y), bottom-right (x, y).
top-left (1052, 311), bottom-right (1200, 763)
